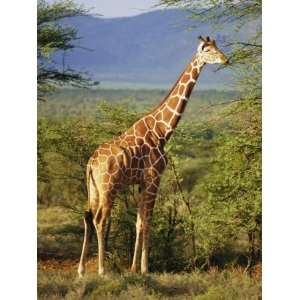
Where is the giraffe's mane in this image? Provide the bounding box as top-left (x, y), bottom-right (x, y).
top-left (146, 54), bottom-right (197, 115)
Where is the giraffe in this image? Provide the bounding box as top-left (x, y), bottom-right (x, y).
top-left (78, 36), bottom-right (228, 277)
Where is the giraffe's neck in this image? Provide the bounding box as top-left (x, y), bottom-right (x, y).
top-left (148, 55), bottom-right (205, 142)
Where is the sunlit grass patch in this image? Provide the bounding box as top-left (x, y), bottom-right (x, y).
top-left (38, 206), bottom-right (87, 260)
top-left (38, 269), bottom-right (261, 300)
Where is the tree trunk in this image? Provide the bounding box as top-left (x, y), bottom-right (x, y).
top-left (169, 157), bottom-right (197, 269)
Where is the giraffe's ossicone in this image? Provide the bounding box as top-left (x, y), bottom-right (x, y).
top-left (78, 36), bottom-right (228, 276)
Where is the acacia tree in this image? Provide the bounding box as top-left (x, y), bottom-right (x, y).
top-left (37, 0), bottom-right (92, 101)
top-left (159, 0), bottom-right (262, 269)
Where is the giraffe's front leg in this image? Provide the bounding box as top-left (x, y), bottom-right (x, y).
top-left (140, 179), bottom-right (159, 274)
top-left (141, 196), bottom-right (155, 274)
top-left (130, 206), bottom-right (143, 273)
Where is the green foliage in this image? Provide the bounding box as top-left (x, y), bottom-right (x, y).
top-left (37, 116), bottom-right (99, 206)
top-left (37, 0), bottom-right (92, 101)
top-left (158, 0), bottom-right (262, 269)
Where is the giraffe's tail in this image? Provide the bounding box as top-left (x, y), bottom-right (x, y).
top-left (84, 166), bottom-right (95, 239)
top-left (84, 209), bottom-right (94, 241)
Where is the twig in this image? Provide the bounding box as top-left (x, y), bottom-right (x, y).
top-left (225, 42), bottom-right (262, 48)
top-left (198, 99), bottom-right (242, 112)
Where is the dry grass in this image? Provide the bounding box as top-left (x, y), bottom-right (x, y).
top-left (38, 268), bottom-right (261, 300)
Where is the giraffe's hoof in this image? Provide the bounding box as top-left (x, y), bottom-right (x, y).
top-left (141, 268), bottom-right (148, 275)
top-left (78, 266), bottom-right (85, 278)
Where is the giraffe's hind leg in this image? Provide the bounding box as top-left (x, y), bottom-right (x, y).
top-left (94, 190), bottom-right (113, 275)
top-left (78, 210), bottom-right (93, 277)
top-left (78, 170), bottom-right (98, 277)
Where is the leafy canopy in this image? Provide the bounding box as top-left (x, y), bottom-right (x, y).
top-left (37, 0), bottom-right (92, 101)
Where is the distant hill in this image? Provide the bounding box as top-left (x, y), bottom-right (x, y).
top-left (57, 9), bottom-right (259, 89)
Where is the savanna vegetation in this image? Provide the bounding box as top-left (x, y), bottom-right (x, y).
top-left (37, 87), bottom-right (261, 299)
top-left (37, 0), bottom-right (261, 299)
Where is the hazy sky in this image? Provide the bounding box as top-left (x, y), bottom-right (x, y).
top-left (53, 0), bottom-right (161, 18)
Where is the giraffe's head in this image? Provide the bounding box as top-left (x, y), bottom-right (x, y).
top-left (197, 36), bottom-right (229, 65)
